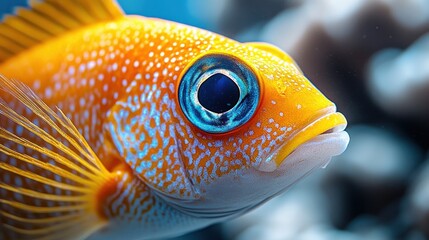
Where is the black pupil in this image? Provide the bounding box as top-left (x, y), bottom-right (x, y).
top-left (197, 73), bottom-right (240, 113)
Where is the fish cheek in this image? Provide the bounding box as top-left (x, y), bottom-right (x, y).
top-left (103, 96), bottom-right (198, 200)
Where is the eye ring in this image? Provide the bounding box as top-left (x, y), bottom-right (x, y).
top-left (178, 53), bottom-right (260, 134)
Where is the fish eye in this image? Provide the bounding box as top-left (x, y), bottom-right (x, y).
top-left (197, 72), bottom-right (240, 113)
top-left (178, 54), bottom-right (260, 133)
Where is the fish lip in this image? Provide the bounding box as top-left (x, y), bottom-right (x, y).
top-left (257, 106), bottom-right (349, 172)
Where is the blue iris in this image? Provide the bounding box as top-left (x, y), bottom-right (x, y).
top-left (178, 54), bottom-right (260, 134)
top-left (197, 73), bottom-right (240, 113)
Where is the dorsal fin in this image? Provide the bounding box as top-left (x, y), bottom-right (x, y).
top-left (0, 0), bottom-right (124, 63)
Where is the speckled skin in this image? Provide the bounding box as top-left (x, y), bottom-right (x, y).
top-left (0, 15), bottom-right (339, 239)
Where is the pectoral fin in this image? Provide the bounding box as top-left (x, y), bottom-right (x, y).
top-left (0, 75), bottom-right (112, 240)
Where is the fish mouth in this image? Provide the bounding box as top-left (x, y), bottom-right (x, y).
top-left (258, 106), bottom-right (350, 172)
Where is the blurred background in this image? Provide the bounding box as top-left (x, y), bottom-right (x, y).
top-left (1, 0), bottom-right (429, 239)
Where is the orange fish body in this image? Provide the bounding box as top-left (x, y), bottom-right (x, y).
top-left (0, 1), bottom-right (349, 239)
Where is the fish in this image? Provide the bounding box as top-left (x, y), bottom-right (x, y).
top-left (0, 0), bottom-right (350, 239)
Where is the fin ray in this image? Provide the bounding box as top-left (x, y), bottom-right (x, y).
top-left (0, 183), bottom-right (86, 202)
top-left (0, 47), bottom-right (13, 59)
top-left (33, 217), bottom-right (103, 240)
top-left (0, 78), bottom-right (108, 175)
top-left (0, 113), bottom-right (101, 181)
top-left (0, 0), bottom-right (124, 63)
top-left (0, 199), bottom-right (84, 213)
top-left (1, 210), bottom-right (80, 224)
top-left (0, 74), bottom-right (113, 239)
top-left (47, 0), bottom-right (94, 25)
top-left (28, 0), bottom-right (81, 29)
top-left (0, 97), bottom-right (105, 180)
top-left (0, 139), bottom-right (94, 186)
top-left (0, 24), bottom-right (39, 47)
top-left (3, 15), bottom-right (52, 41)
top-left (0, 162), bottom-right (90, 193)
top-left (3, 216), bottom-right (83, 235)
top-left (16, 8), bottom-right (67, 35)
top-left (0, 36), bottom-right (25, 52)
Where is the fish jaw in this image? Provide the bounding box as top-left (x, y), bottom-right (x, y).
top-left (169, 127), bottom-right (349, 218)
top-left (169, 114), bottom-right (349, 218)
top-left (257, 106), bottom-right (350, 172)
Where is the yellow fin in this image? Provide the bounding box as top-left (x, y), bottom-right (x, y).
top-left (0, 74), bottom-right (114, 240)
top-left (0, 0), bottom-right (124, 63)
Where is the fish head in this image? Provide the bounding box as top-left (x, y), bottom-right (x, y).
top-left (169, 42), bottom-right (349, 217)
top-left (106, 20), bottom-right (349, 219)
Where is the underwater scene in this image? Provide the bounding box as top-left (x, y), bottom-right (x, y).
top-left (0, 0), bottom-right (428, 240)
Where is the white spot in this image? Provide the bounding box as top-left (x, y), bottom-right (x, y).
top-left (45, 88), bottom-right (52, 98)
top-left (68, 66), bottom-right (75, 75)
top-left (33, 80), bottom-right (41, 90)
top-left (87, 61), bottom-right (96, 69)
top-left (79, 64), bottom-right (86, 73)
top-left (55, 82), bottom-right (61, 90)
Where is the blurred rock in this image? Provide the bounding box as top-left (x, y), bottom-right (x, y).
top-left (409, 157), bottom-right (429, 237)
top-left (367, 33), bottom-right (429, 118)
top-left (170, 224), bottom-right (224, 240)
top-left (297, 225), bottom-right (362, 240)
top-left (346, 214), bottom-right (396, 240)
top-left (189, 0), bottom-right (288, 37)
top-left (222, 124), bottom-right (424, 240)
top-left (2, 2), bottom-right (429, 240)
top-left (322, 125), bottom-right (423, 227)
top-left (405, 230), bottom-right (427, 240)
top-left (259, 0), bottom-right (429, 53)
top-left (232, 0), bottom-right (429, 122)
top-left (222, 172), bottom-right (332, 240)
top-left (332, 125), bottom-right (421, 186)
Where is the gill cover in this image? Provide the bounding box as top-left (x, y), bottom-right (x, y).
top-left (178, 52), bottom-right (261, 134)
